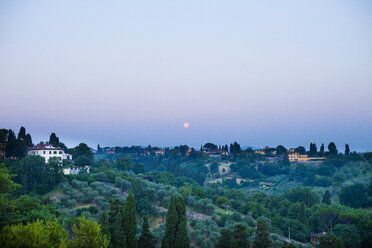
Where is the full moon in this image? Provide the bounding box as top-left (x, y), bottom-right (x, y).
top-left (183, 122), bottom-right (190, 128)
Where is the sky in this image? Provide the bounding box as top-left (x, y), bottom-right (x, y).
top-left (1, 0), bottom-right (372, 151)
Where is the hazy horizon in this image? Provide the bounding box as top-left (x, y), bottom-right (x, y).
top-left (1, 1), bottom-right (372, 151)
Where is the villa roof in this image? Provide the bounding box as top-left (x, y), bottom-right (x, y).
top-left (28, 144), bottom-right (64, 151)
top-left (310, 232), bottom-right (326, 238)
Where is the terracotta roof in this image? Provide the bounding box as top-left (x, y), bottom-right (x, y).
top-left (28, 144), bottom-right (64, 151)
top-left (310, 232), bottom-right (326, 238)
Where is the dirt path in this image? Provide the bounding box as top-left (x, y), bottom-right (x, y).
top-left (153, 206), bottom-right (212, 221)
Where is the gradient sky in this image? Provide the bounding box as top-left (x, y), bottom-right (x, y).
top-left (1, 0), bottom-right (372, 151)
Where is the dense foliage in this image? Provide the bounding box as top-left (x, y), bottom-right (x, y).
top-left (1, 132), bottom-right (371, 248)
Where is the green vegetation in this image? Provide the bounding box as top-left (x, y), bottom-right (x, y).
top-left (0, 130), bottom-right (371, 247)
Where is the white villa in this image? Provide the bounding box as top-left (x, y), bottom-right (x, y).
top-left (27, 144), bottom-right (72, 163)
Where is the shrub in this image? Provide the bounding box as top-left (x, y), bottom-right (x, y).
top-left (66, 199), bottom-right (77, 208)
top-left (88, 206), bottom-right (99, 215)
top-left (94, 172), bottom-right (108, 182)
top-left (71, 179), bottom-right (88, 189)
top-left (204, 203), bottom-right (215, 215)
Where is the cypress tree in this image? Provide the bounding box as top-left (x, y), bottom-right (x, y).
top-left (309, 143), bottom-right (317, 156)
top-left (216, 229), bottom-right (233, 248)
top-left (123, 192), bottom-right (137, 248)
top-left (253, 219), bottom-right (271, 248)
top-left (174, 196), bottom-right (189, 248)
top-left (345, 144), bottom-right (350, 156)
top-left (298, 203), bottom-right (307, 225)
top-left (17, 127), bottom-right (26, 140)
top-left (232, 224), bottom-right (250, 248)
top-left (322, 190), bottom-right (332, 205)
top-left (5, 129), bottom-right (17, 158)
top-left (161, 195), bottom-right (190, 248)
top-left (109, 199), bottom-right (125, 248)
top-left (138, 217), bottom-right (156, 248)
top-left (320, 143), bottom-right (325, 153)
top-left (25, 134), bottom-right (32, 147)
top-left (49, 133), bottom-right (60, 146)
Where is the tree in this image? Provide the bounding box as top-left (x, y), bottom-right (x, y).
top-left (216, 229), bottom-right (233, 248)
top-left (345, 144), bottom-right (350, 156)
top-left (284, 186), bottom-right (320, 207)
top-left (18, 127), bottom-right (26, 140)
top-left (0, 219), bottom-right (68, 248)
top-left (69, 216), bottom-right (109, 248)
top-left (5, 129), bottom-right (17, 158)
top-left (25, 134), bottom-right (32, 147)
top-left (48, 157), bottom-right (63, 185)
top-left (161, 195), bottom-right (190, 248)
top-left (210, 162), bottom-right (219, 174)
top-left (216, 196), bottom-right (229, 208)
top-left (49, 133), bottom-right (60, 146)
top-left (309, 143), bottom-right (317, 156)
top-left (70, 143), bottom-right (93, 160)
top-left (232, 224), bottom-right (250, 248)
top-left (0, 164), bottom-right (19, 197)
top-left (333, 224), bottom-right (361, 248)
top-left (74, 155), bottom-right (91, 167)
top-left (0, 164), bottom-right (20, 228)
top-left (315, 208), bottom-right (339, 232)
top-left (116, 157), bottom-right (133, 171)
top-left (322, 190), bottom-right (332, 205)
top-left (203, 143), bottom-right (218, 151)
top-left (123, 192), bottom-right (137, 248)
top-left (297, 203), bottom-right (307, 225)
top-left (318, 233), bottom-right (344, 248)
top-left (230, 142), bottom-right (241, 155)
top-left (328, 142), bottom-right (338, 156)
top-left (275, 145), bottom-right (287, 156)
top-left (320, 143), bottom-right (325, 153)
top-left (109, 199), bottom-right (125, 248)
top-left (138, 217), bottom-right (156, 248)
top-left (294, 146), bottom-right (306, 155)
top-left (97, 144), bottom-right (102, 154)
top-left (339, 183), bottom-right (367, 208)
top-left (11, 155), bottom-right (61, 194)
top-left (253, 219), bottom-right (271, 248)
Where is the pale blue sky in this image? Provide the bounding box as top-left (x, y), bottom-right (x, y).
top-left (1, 0), bottom-right (372, 151)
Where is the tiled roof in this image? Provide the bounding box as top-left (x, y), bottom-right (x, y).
top-left (28, 144), bottom-right (64, 151)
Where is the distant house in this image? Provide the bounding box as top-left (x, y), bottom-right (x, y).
top-left (155, 149), bottom-right (165, 156)
top-left (107, 148), bottom-right (115, 154)
top-left (310, 232), bottom-right (326, 245)
top-left (288, 148), bottom-right (326, 162)
top-left (254, 146), bottom-right (277, 156)
top-left (288, 148), bottom-right (309, 162)
top-left (27, 144), bottom-right (72, 163)
top-left (63, 166), bottom-right (90, 175)
top-left (203, 149), bottom-right (229, 157)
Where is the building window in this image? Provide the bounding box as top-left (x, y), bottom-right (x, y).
top-left (43, 151), bottom-right (45, 154)
top-left (49, 151), bottom-right (51, 154)
top-left (53, 151), bottom-right (57, 154)
top-left (59, 151), bottom-right (62, 154)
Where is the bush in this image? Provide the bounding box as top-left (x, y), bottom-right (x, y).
top-left (66, 199), bottom-right (77, 208)
top-left (114, 177), bottom-right (131, 192)
top-left (94, 172), bottom-right (108, 182)
top-left (71, 179), bottom-right (88, 189)
top-left (204, 203), bottom-right (215, 215)
top-left (90, 182), bottom-right (104, 189)
top-left (61, 195), bottom-right (71, 203)
top-left (88, 206), bottom-right (99, 215)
